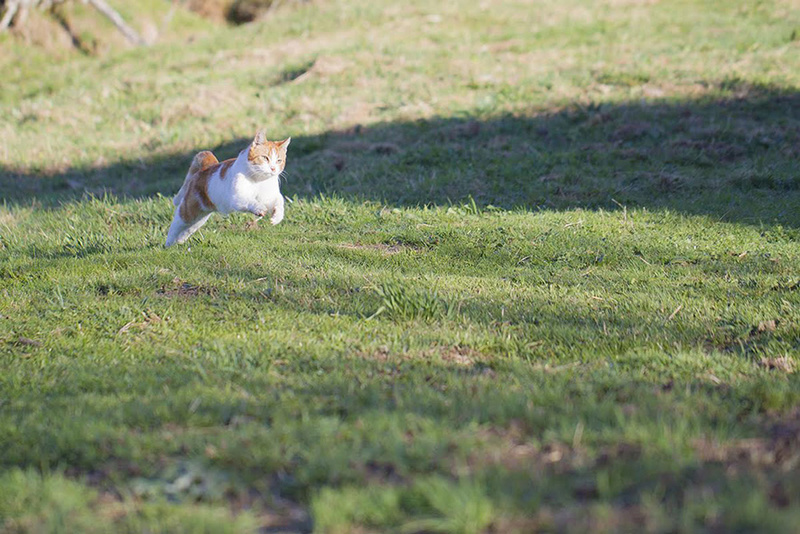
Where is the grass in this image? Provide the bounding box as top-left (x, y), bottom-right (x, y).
top-left (1, 0), bottom-right (800, 531)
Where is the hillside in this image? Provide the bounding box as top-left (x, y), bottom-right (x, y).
top-left (1, 0), bottom-right (800, 532)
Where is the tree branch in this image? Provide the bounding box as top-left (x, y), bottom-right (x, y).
top-left (85, 0), bottom-right (146, 46)
top-left (0, 0), bottom-right (22, 31)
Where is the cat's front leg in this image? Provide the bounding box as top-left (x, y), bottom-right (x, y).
top-left (270, 195), bottom-right (285, 225)
top-left (243, 203), bottom-right (268, 219)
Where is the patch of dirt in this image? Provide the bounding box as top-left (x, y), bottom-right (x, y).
top-left (668, 139), bottom-right (746, 162)
top-left (439, 345), bottom-right (478, 367)
top-left (371, 142), bottom-right (401, 155)
top-left (416, 345), bottom-right (496, 375)
top-left (694, 409), bottom-right (800, 471)
top-left (759, 356), bottom-right (795, 373)
top-left (654, 172), bottom-right (684, 192)
top-left (66, 461), bottom-right (312, 533)
top-left (355, 345), bottom-right (392, 362)
top-left (184, 0), bottom-right (231, 22)
top-left (117, 311), bottom-right (163, 335)
top-left (13, 336), bottom-right (42, 348)
top-left (484, 38), bottom-right (524, 53)
top-left (611, 121), bottom-right (654, 141)
top-left (8, 8), bottom-right (75, 55)
top-left (307, 55), bottom-right (351, 77)
top-left (65, 460), bottom-right (143, 488)
top-left (500, 503), bottom-right (650, 534)
top-left (467, 423), bottom-right (584, 474)
top-left (256, 497), bottom-right (312, 533)
top-left (158, 278), bottom-right (215, 298)
top-left (439, 120), bottom-right (481, 141)
top-left (353, 345), bottom-right (492, 378)
top-left (277, 55), bottom-right (352, 86)
top-left (336, 102), bottom-right (378, 127)
top-left (359, 460), bottom-right (405, 485)
top-left (464, 422), bottom-right (649, 492)
top-left (708, 318), bottom-right (784, 357)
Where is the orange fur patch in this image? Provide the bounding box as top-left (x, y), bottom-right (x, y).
top-left (188, 150), bottom-right (219, 175)
top-left (219, 158), bottom-right (235, 180)
top-left (179, 153), bottom-right (220, 222)
top-left (248, 138), bottom-right (289, 172)
top-left (197, 151), bottom-right (219, 170)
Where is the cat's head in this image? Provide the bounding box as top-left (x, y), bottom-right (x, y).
top-left (247, 130), bottom-right (291, 177)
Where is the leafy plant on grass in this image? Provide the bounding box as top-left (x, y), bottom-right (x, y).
top-left (311, 485), bottom-right (404, 533)
top-left (311, 477), bottom-right (495, 534)
top-left (371, 281), bottom-right (452, 321)
top-left (401, 477), bottom-right (495, 534)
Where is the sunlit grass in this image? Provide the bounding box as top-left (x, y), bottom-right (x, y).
top-left (1, 0), bottom-right (800, 531)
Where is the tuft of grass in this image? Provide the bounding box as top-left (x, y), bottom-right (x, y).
top-left (401, 477), bottom-right (496, 534)
top-left (371, 281), bottom-right (452, 321)
top-left (312, 477), bottom-right (495, 534)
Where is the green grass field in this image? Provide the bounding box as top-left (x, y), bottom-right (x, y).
top-left (2, 0), bottom-right (800, 531)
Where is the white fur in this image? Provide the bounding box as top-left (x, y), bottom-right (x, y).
top-left (208, 148), bottom-right (284, 218)
top-left (165, 212), bottom-right (213, 247)
top-left (165, 140), bottom-right (287, 247)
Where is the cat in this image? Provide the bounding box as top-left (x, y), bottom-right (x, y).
top-left (165, 131), bottom-right (290, 247)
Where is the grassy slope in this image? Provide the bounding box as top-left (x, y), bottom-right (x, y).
top-left (2, 0), bottom-right (800, 531)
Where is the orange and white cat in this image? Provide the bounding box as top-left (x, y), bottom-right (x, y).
top-left (165, 131), bottom-right (290, 247)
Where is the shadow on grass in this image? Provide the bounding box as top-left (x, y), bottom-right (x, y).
top-left (2, 81), bottom-right (800, 228)
top-left (2, 346), bottom-right (799, 531)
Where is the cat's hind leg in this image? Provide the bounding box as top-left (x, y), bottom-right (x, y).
top-left (165, 209), bottom-right (212, 247)
top-left (165, 210), bottom-right (189, 247)
top-left (177, 213), bottom-right (213, 245)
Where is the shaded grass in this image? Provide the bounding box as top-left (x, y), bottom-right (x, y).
top-left (2, 0), bottom-right (800, 531)
top-left (4, 88), bottom-right (800, 231)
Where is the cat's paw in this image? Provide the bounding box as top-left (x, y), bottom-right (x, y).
top-left (270, 211), bottom-right (284, 225)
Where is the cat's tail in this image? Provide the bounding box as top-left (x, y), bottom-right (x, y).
top-left (173, 151), bottom-right (219, 206)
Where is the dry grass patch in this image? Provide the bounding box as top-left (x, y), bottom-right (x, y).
top-left (438, 345), bottom-right (481, 367)
top-left (0, 210), bottom-right (20, 229)
top-left (695, 409), bottom-right (800, 470)
top-left (157, 278), bottom-right (216, 298)
top-left (759, 356), bottom-right (796, 373)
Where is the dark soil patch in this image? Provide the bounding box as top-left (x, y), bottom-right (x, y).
top-left (158, 278), bottom-right (215, 298)
top-left (695, 409), bottom-right (800, 470)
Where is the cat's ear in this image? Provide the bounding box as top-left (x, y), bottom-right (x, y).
top-left (278, 137), bottom-right (291, 150)
top-left (253, 130), bottom-right (267, 145)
